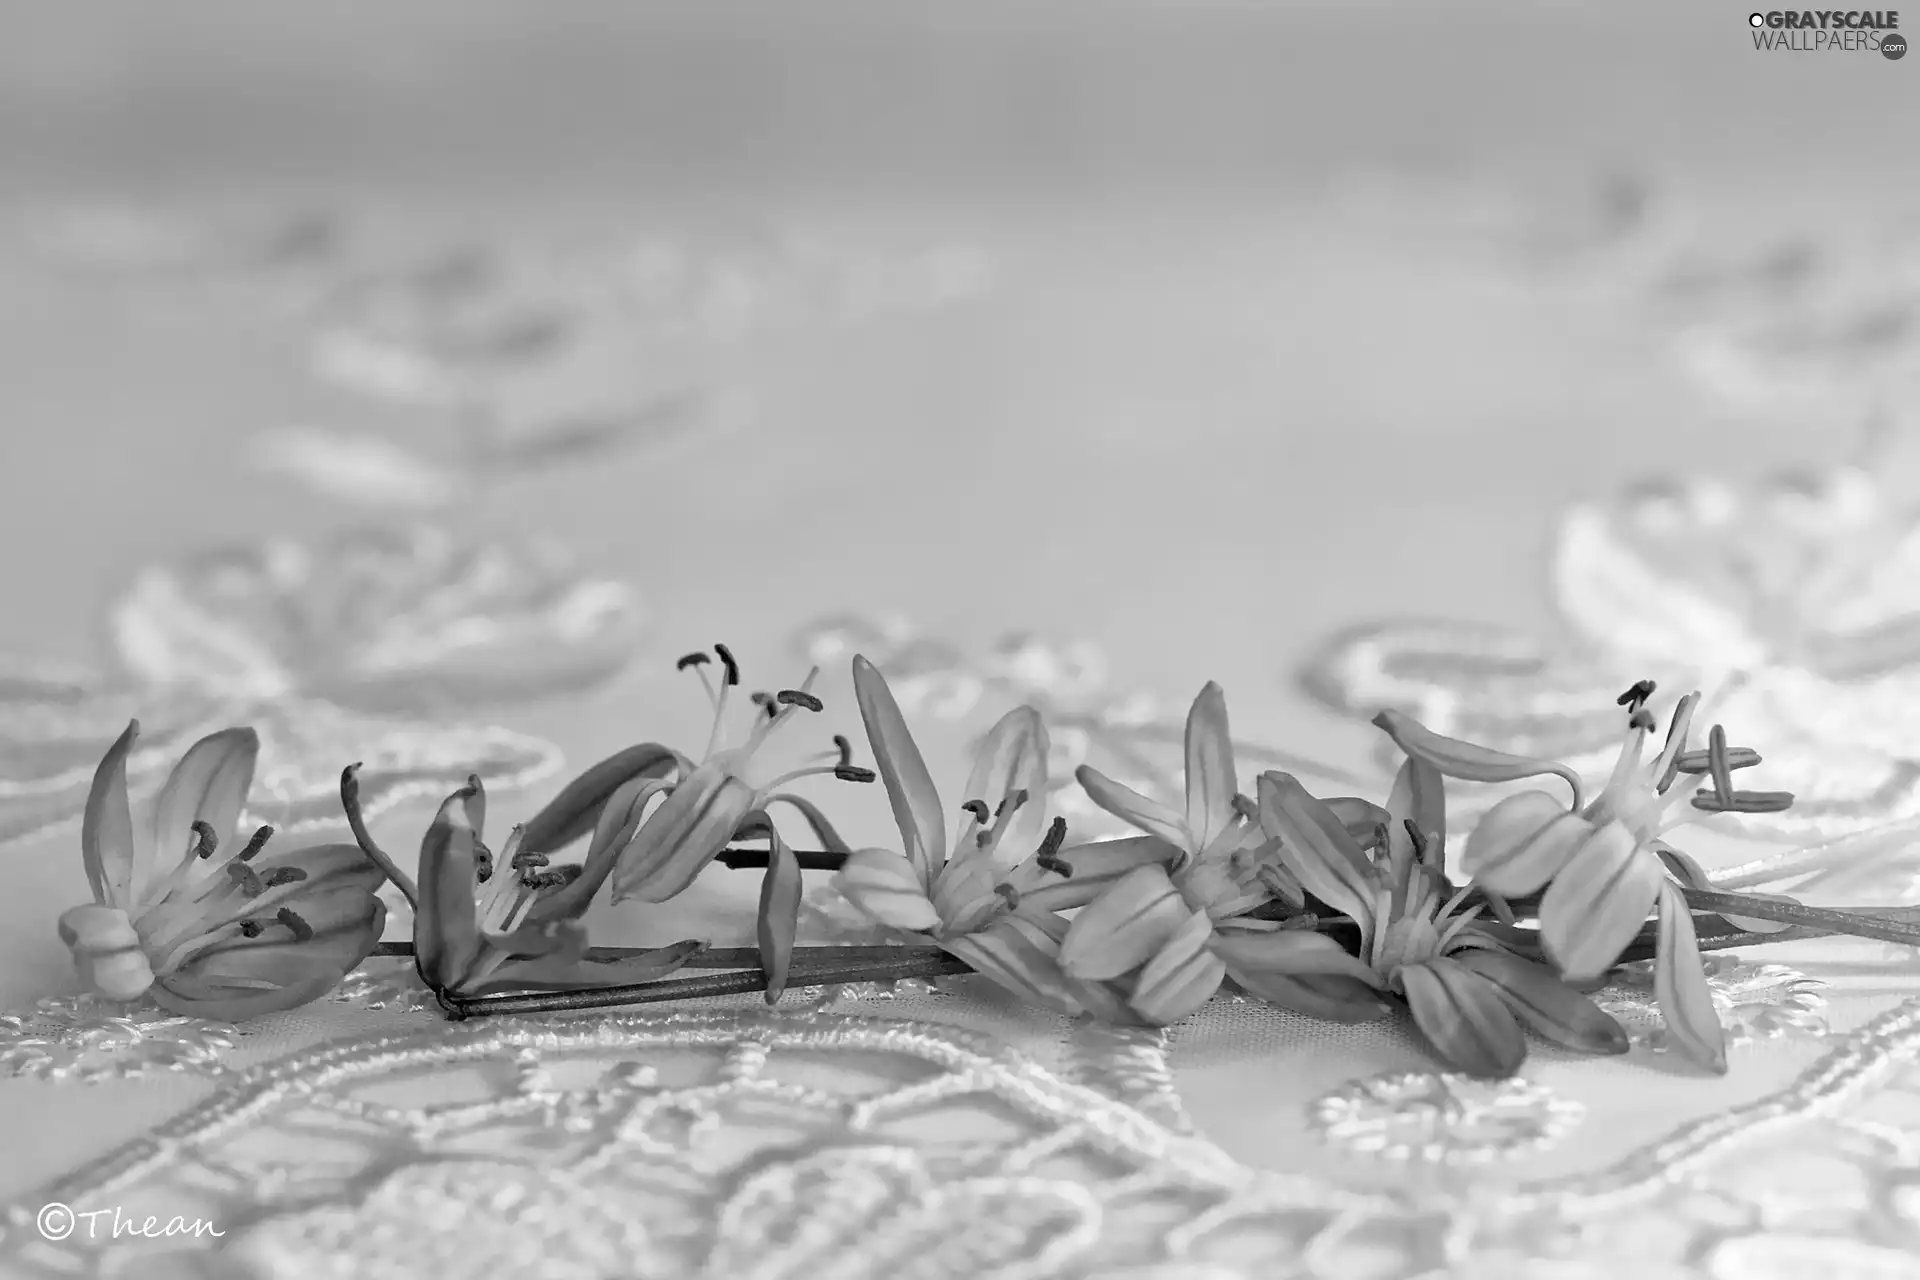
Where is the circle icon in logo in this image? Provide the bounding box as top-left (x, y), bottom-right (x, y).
top-left (1884, 33), bottom-right (1908, 59)
top-left (1749, 12), bottom-right (1766, 26)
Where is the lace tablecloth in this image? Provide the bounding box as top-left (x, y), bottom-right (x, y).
top-left (3, 8), bottom-right (1920, 1277)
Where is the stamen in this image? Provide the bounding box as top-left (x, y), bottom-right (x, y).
top-left (1693, 789), bottom-right (1795, 814)
top-left (994, 883), bottom-right (1020, 908)
top-left (263, 867), bottom-right (307, 887)
top-left (833, 735), bottom-right (855, 769)
top-left (1673, 746), bottom-right (1762, 773)
top-left (236, 825), bottom-right (274, 862)
top-left (189, 820), bottom-right (219, 860)
top-left (1628, 708), bottom-right (1656, 732)
top-left (775, 689), bottom-right (824, 712)
top-left (960, 800), bottom-right (992, 825)
top-left (1034, 816), bottom-right (1073, 878)
top-left (473, 840), bottom-right (495, 884)
top-left (1706, 725), bottom-right (1736, 805)
top-left (1402, 819), bottom-right (1431, 863)
top-left (675, 652), bottom-right (711, 671)
top-left (1616, 679), bottom-right (1658, 710)
top-left (978, 790), bottom-right (1030, 851)
top-left (226, 862), bottom-right (266, 896)
top-left (237, 919), bottom-right (266, 938)
top-left (521, 864), bottom-right (584, 890)
top-left (1652, 692), bottom-right (1702, 793)
top-left (1232, 793), bottom-right (1259, 821)
top-left (714, 643), bottom-right (741, 687)
top-left (749, 691), bottom-right (777, 718)
top-left (994, 790), bottom-right (1031, 820)
top-left (834, 765), bottom-right (877, 783)
top-left (276, 908), bottom-right (313, 942)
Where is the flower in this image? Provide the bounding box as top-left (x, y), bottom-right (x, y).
top-left (1379, 680), bottom-right (1798, 1073)
top-left (833, 656), bottom-right (1164, 1017)
top-left (1248, 770), bottom-right (1630, 1079)
top-left (1053, 683), bottom-right (1307, 1024)
top-left (56, 720), bottom-right (388, 1021)
top-left (350, 770), bottom-right (703, 999)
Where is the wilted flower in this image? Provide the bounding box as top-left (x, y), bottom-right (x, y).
top-left (1249, 770), bottom-right (1629, 1078)
top-left (1055, 683), bottom-right (1306, 1024)
top-left (1378, 680), bottom-right (1796, 1073)
top-left (834, 655), bottom-right (1163, 1017)
top-left (346, 769), bottom-right (703, 999)
top-left (57, 721), bottom-right (388, 1021)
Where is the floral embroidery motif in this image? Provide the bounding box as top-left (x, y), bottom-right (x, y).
top-left (1301, 456), bottom-right (1920, 840)
top-left (794, 615), bottom-right (1365, 841)
top-left (1308, 1072), bottom-right (1585, 1165)
top-left (0, 995), bottom-right (239, 1082)
top-left (0, 523), bottom-right (641, 848)
top-left (1593, 957), bottom-right (1829, 1052)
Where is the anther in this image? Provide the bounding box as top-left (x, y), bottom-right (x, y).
top-left (1403, 819), bottom-right (1430, 862)
top-left (776, 689), bottom-right (824, 712)
top-left (1033, 816), bottom-right (1073, 878)
top-left (960, 800), bottom-right (992, 825)
top-left (1706, 724), bottom-right (1736, 805)
top-left (714, 643), bottom-right (741, 687)
top-left (276, 908), bottom-right (314, 942)
top-left (189, 820), bottom-right (219, 860)
top-left (994, 789), bottom-right (1031, 819)
top-left (237, 825), bottom-right (274, 862)
top-left (833, 734), bottom-right (854, 769)
top-left (1232, 794), bottom-right (1259, 821)
top-left (749, 691), bottom-right (778, 719)
top-left (834, 765), bottom-right (877, 783)
top-left (1628, 708), bottom-right (1657, 732)
top-left (521, 864), bottom-right (584, 890)
top-left (1693, 789), bottom-right (1795, 814)
top-left (226, 862), bottom-right (266, 896)
top-left (1672, 746), bottom-right (1761, 773)
top-left (263, 867), bottom-right (307, 887)
top-left (237, 919), bottom-right (266, 938)
top-left (1616, 679), bottom-right (1657, 710)
top-left (473, 840), bottom-right (494, 884)
top-left (994, 883), bottom-right (1021, 909)
top-left (675, 651), bottom-right (711, 671)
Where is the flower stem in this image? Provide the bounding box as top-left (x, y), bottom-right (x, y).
top-left (1679, 886), bottom-right (1920, 946)
top-left (716, 846), bottom-right (847, 871)
top-left (438, 952), bottom-right (972, 1019)
top-left (372, 941), bottom-right (948, 967)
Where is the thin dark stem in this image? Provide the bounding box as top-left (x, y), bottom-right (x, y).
top-left (1680, 886), bottom-right (1920, 946)
top-left (439, 953), bottom-right (971, 1020)
top-left (716, 846), bottom-right (847, 871)
top-left (372, 941), bottom-right (949, 967)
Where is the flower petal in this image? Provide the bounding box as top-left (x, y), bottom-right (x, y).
top-left (81, 720), bottom-right (140, 910)
top-left (939, 915), bottom-right (1087, 1017)
top-left (1128, 911), bottom-right (1227, 1025)
top-left (1654, 880), bottom-right (1727, 1073)
top-left (1399, 957), bottom-right (1528, 1079)
top-left (1450, 948), bottom-right (1629, 1056)
top-left (1256, 772), bottom-right (1380, 948)
top-left (852, 655), bottom-right (948, 878)
top-left (1184, 682), bottom-right (1239, 854)
top-left (414, 783), bottom-right (487, 990)
top-left (1208, 929), bottom-right (1385, 986)
top-left (466, 940), bottom-right (705, 995)
top-left (834, 848), bottom-right (943, 933)
top-left (527, 775), bottom-right (676, 922)
top-left (609, 766), bottom-right (753, 904)
top-left (1538, 821), bottom-right (1663, 981)
top-left (1322, 797), bottom-right (1394, 845)
top-left (152, 897), bottom-right (386, 1021)
top-left (517, 743), bottom-right (680, 856)
top-left (1074, 765), bottom-right (1190, 850)
top-left (763, 792), bottom-right (854, 856)
top-left (756, 828), bottom-right (804, 1004)
top-left (1385, 754), bottom-right (1447, 875)
top-left (955, 705), bottom-right (1050, 854)
top-left (1057, 864), bottom-right (1189, 981)
top-left (1460, 791), bottom-right (1591, 898)
top-left (1372, 709), bottom-right (1583, 811)
top-left (1225, 966), bottom-right (1392, 1021)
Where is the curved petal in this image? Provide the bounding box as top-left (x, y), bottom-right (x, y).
top-left (1450, 948), bottom-right (1629, 1056)
top-left (1400, 957), bottom-right (1528, 1079)
top-left (1372, 709), bottom-right (1583, 811)
top-left (1011, 835), bottom-right (1179, 913)
top-left (414, 784), bottom-right (487, 989)
top-left (1653, 880), bottom-right (1728, 1074)
top-left (852, 655), bottom-right (947, 878)
top-left (1653, 842), bottom-right (1797, 935)
top-left (956, 705), bottom-right (1050, 854)
top-left (1460, 791), bottom-right (1591, 898)
top-left (1538, 821), bottom-right (1663, 981)
top-left (1184, 682), bottom-right (1239, 853)
top-left (142, 727), bottom-right (258, 908)
top-left (1074, 765), bottom-right (1190, 850)
top-left (1322, 797), bottom-right (1395, 846)
top-left (1225, 966), bottom-right (1392, 1022)
top-left (763, 792), bottom-right (855, 856)
top-left (608, 766), bottom-right (753, 904)
top-left (1386, 754), bottom-right (1447, 875)
top-left (834, 848), bottom-right (942, 933)
top-left (152, 897), bottom-right (386, 1021)
top-left (517, 743), bottom-right (680, 856)
top-left (1128, 911), bottom-right (1227, 1025)
top-left (526, 775), bottom-right (674, 922)
top-left (1057, 864), bottom-right (1188, 981)
top-left (1207, 929), bottom-right (1385, 987)
top-left (756, 828), bottom-right (804, 1004)
top-left (81, 720), bottom-right (140, 910)
top-left (939, 915), bottom-right (1087, 1018)
top-left (1256, 773), bottom-right (1379, 950)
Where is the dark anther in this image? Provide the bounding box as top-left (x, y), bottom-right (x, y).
top-left (473, 840), bottom-right (495, 884)
top-left (749, 691), bottom-right (778, 720)
top-left (994, 883), bottom-right (1021, 909)
top-left (237, 825), bottom-right (275, 862)
top-left (1693, 789), bottom-right (1795, 815)
top-left (276, 908), bottom-right (314, 942)
top-left (263, 867), bottom-right (307, 887)
top-left (521, 864), bottom-right (584, 890)
top-left (960, 800), bottom-right (992, 825)
top-left (1628, 708), bottom-right (1657, 732)
top-left (1616, 679), bottom-right (1657, 709)
top-left (776, 689), bottom-right (824, 712)
top-left (189, 820), bottom-right (219, 860)
top-left (510, 841), bottom-right (549, 871)
top-left (1402, 818), bottom-right (1431, 862)
top-left (714, 643), bottom-right (741, 687)
top-left (1034, 816), bottom-right (1073, 878)
top-left (1706, 724), bottom-right (1736, 804)
top-left (1371, 822), bottom-right (1392, 854)
top-left (1231, 794), bottom-right (1259, 821)
top-left (237, 919), bottom-right (266, 938)
top-left (994, 789), bottom-right (1031, 819)
top-left (226, 862), bottom-right (266, 896)
top-left (675, 651), bottom-right (711, 671)
top-left (834, 765), bottom-right (877, 783)
top-left (1672, 746), bottom-right (1761, 773)
top-left (833, 734), bottom-right (855, 769)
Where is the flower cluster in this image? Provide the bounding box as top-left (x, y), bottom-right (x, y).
top-left (52, 646), bottom-right (1830, 1079)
